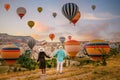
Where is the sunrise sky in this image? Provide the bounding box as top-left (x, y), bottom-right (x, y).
top-left (0, 0), bottom-right (120, 42)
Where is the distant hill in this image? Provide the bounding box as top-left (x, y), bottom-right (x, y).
top-left (0, 33), bottom-right (33, 45)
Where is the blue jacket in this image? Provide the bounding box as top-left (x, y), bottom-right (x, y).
top-left (52, 49), bottom-right (66, 62)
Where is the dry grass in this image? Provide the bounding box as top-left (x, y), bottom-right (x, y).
top-left (0, 69), bottom-right (40, 79)
top-left (0, 54), bottom-right (120, 80)
top-left (0, 66), bottom-right (9, 74)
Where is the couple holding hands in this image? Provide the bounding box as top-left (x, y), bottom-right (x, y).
top-left (37, 46), bottom-right (67, 76)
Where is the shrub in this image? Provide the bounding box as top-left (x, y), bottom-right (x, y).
top-left (17, 50), bottom-right (38, 70)
top-left (46, 58), bottom-right (57, 68)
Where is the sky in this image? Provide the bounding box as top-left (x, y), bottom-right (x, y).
top-left (0, 0), bottom-right (120, 42)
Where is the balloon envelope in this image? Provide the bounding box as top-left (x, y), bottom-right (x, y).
top-left (91, 5), bottom-right (96, 10)
top-left (71, 11), bottom-right (81, 25)
top-left (37, 7), bottom-right (43, 13)
top-left (59, 36), bottom-right (66, 44)
top-left (28, 21), bottom-right (35, 28)
top-left (49, 33), bottom-right (55, 41)
top-left (84, 39), bottom-right (110, 61)
top-left (27, 38), bottom-right (36, 50)
top-left (62, 3), bottom-right (79, 21)
top-left (65, 40), bottom-right (80, 57)
top-left (1, 44), bottom-right (20, 65)
top-left (68, 35), bottom-right (72, 40)
top-left (4, 4), bottom-right (10, 11)
top-left (16, 7), bottom-right (26, 19)
top-left (52, 12), bottom-right (57, 18)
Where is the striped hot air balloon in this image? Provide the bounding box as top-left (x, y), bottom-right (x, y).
top-left (1, 44), bottom-right (21, 65)
top-left (62, 3), bottom-right (79, 21)
top-left (84, 39), bottom-right (110, 61)
top-left (71, 11), bottom-right (81, 25)
top-left (16, 7), bottom-right (26, 19)
top-left (65, 40), bottom-right (80, 58)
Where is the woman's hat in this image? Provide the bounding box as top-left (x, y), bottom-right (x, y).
top-left (39, 47), bottom-right (44, 51)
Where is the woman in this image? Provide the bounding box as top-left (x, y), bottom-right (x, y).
top-left (52, 46), bottom-right (67, 74)
top-left (37, 47), bottom-right (50, 76)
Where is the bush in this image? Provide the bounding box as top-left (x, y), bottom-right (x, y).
top-left (46, 58), bottom-right (57, 68)
top-left (17, 50), bottom-right (38, 70)
top-left (108, 48), bottom-right (119, 57)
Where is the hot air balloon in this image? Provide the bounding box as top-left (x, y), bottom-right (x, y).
top-left (65, 40), bottom-right (80, 58)
top-left (4, 4), bottom-right (10, 11)
top-left (62, 3), bottom-right (79, 21)
top-left (52, 12), bottom-right (57, 18)
top-left (91, 5), bottom-right (96, 10)
top-left (37, 7), bottom-right (43, 13)
top-left (1, 44), bottom-right (21, 65)
top-left (59, 36), bottom-right (66, 44)
top-left (68, 35), bottom-right (72, 40)
top-left (27, 21), bottom-right (35, 28)
top-left (16, 7), bottom-right (26, 19)
top-left (27, 38), bottom-right (36, 50)
top-left (71, 11), bottom-right (81, 25)
top-left (27, 38), bottom-right (36, 59)
top-left (84, 39), bottom-right (110, 61)
top-left (49, 33), bottom-right (55, 41)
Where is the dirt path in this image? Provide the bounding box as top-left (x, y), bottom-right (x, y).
top-left (57, 72), bottom-right (93, 80)
top-left (3, 67), bottom-right (93, 80)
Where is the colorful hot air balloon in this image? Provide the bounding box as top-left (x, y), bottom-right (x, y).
top-left (68, 35), bottom-right (72, 40)
top-left (27, 21), bottom-right (35, 28)
top-left (16, 7), bottom-right (26, 19)
top-left (84, 39), bottom-right (110, 61)
top-left (37, 7), bottom-right (43, 13)
top-left (91, 5), bottom-right (96, 10)
top-left (49, 33), bottom-right (55, 41)
top-left (62, 3), bottom-right (79, 21)
top-left (52, 12), bottom-right (57, 18)
top-left (1, 44), bottom-right (21, 65)
top-left (71, 11), bottom-right (81, 25)
top-left (27, 38), bottom-right (36, 50)
top-left (4, 4), bottom-right (10, 11)
top-left (65, 40), bottom-right (80, 58)
top-left (59, 36), bottom-right (66, 44)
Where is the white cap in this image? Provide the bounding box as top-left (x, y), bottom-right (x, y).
top-left (59, 46), bottom-right (63, 49)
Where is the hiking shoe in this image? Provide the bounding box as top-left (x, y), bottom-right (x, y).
top-left (43, 74), bottom-right (46, 76)
top-left (60, 72), bottom-right (63, 74)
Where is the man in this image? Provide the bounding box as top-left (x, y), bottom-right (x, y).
top-left (52, 46), bottom-right (67, 74)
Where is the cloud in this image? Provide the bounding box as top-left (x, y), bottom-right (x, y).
top-left (82, 13), bottom-right (108, 20)
top-left (76, 22), bottom-right (109, 41)
top-left (33, 21), bottom-right (54, 32)
top-left (83, 13), bottom-right (120, 20)
top-left (97, 13), bottom-right (120, 19)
